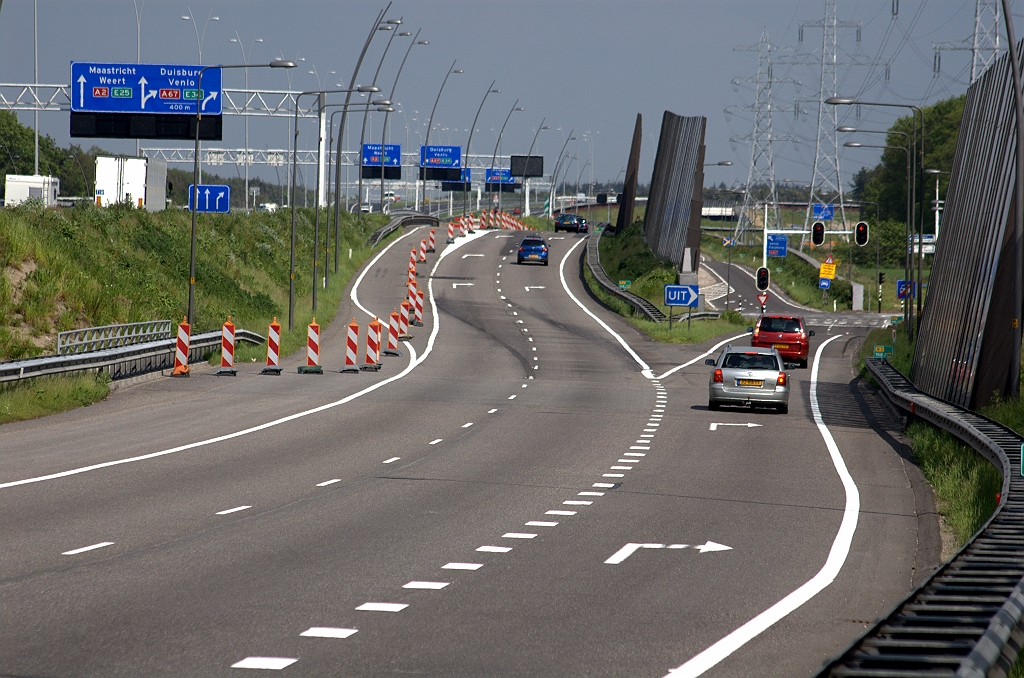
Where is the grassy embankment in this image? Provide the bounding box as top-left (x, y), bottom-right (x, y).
top-left (583, 220), bottom-right (747, 343)
top-left (0, 202), bottom-right (389, 423)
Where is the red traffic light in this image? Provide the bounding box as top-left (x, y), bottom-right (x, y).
top-left (811, 221), bottom-right (825, 246)
top-left (755, 266), bottom-right (770, 291)
top-left (855, 221), bottom-right (869, 246)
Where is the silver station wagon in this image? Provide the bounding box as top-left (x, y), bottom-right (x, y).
top-left (706, 345), bottom-right (793, 414)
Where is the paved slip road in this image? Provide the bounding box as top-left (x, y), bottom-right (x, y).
top-left (0, 227), bottom-right (939, 677)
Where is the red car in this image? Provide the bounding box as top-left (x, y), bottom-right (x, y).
top-left (750, 315), bottom-right (814, 368)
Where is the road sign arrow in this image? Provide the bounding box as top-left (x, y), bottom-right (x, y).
top-left (461, 253), bottom-right (484, 258)
top-left (77, 75), bottom-right (86, 108)
top-left (202, 90), bottom-right (219, 111)
top-left (604, 541), bottom-right (732, 564)
top-left (524, 286), bottom-right (545, 291)
top-left (215, 191), bottom-right (224, 209)
top-left (709, 422), bottom-right (764, 431)
top-left (452, 283), bottom-right (474, 288)
top-left (203, 188), bottom-right (210, 210)
top-left (695, 541), bottom-right (732, 553)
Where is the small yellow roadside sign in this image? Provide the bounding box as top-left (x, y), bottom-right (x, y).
top-left (819, 263), bottom-right (837, 279)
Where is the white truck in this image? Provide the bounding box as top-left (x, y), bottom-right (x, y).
top-left (3, 175), bottom-right (60, 207)
top-left (94, 156), bottom-right (166, 212)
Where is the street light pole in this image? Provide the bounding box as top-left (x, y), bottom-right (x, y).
top-left (522, 119), bottom-right (549, 217)
top-left (422, 61), bottom-right (463, 213)
top-left (489, 101), bottom-right (523, 216)
top-left (464, 81), bottom-right (500, 222)
top-left (548, 132), bottom-right (577, 226)
top-left (357, 19), bottom-right (404, 217)
top-left (188, 60), bottom-right (295, 329)
top-left (230, 33), bottom-right (263, 211)
top-left (381, 30), bottom-right (426, 215)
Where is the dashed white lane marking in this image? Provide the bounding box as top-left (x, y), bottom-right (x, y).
top-left (383, 457), bottom-right (401, 463)
top-left (356, 603), bottom-right (407, 612)
top-left (429, 439), bottom-right (444, 446)
top-left (644, 429), bottom-right (657, 432)
top-left (564, 500), bottom-right (592, 505)
top-left (522, 384), bottom-right (528, 388)
top-left (625, 452), bottom-right (646, 457)
top-left (610, 466), bottom-right (633, 470)
top-left (231, 657), bottom-right (298, 670)
top-left (640, 434), bottom-right (655, 438)
top-left (487, 408), bottom-right (498, 414)
top-left (62, 541), bottom-right (114, 556)
top-left (477, 545), bottom-right (512, 553)
top-left (216, 505), bottom-right (251, 515)
top-left (546, 510), bottom-right (577, 516)
top-left (593, 483), bottom-right (616, 488)
top-left (525, 520), bottom-right (558, 527)
top-left (300, 627), bottom-right (358, 639)
top-left (508, 395), bottom-right (517, 400)
top-left (630, 446), bottom-right (651, 451)
top-left (316, 479), bottom-right (342, 487)
top-left (619, 459), bottom-right (639, 463)
top-left (443, 562), bottom-right (484, 570)
top-left (579, 491), bottom-right (604, 496)
top-left (663, 334), bottom-right (857, 678)
top-left (403, 581), bottom-right (449, 590)
top-left (502, 532), bottom-right (537, 539)
top-left (500, 296), bottom-right (507, 300)
top-left (462, 422), bottom-right (474, 428)
top-left (603, 473), bottom-right (625, 478)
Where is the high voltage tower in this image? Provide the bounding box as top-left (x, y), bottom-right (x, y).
top-left (933, 0), bottom-right (1004, 84)
top-left (727, 30), bottom-right (800, 243)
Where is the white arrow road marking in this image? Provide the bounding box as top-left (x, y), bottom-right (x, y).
top-left (605, 541), bottom-right (732, 564)
top-left (452, 282), bottom-right (474, 288)
top-left (77, 75), bottom-right (86, 108)
top-left (524, 286), bottom-right (546, 291)
top-left (461, 253), bottom-right (485, 258)
top-left (202, 90), bottom-right (218, 111)
top-left (709, 423), bottom-right (764, 431)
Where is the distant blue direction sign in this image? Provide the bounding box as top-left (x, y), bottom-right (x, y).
top-left (664, 284), bottom-right (699, 308)
top-left (188, 184), bottom-right (231, 213)
top-left (813, 203), bottom-right (835, 221)
top-left (485, 168), bottom-right (514, 184)
top-left (420, 145), bottom-right (461, 168)
top-left (766, 233), bottom-right (788, 257)
top-left (71, 62), bottom-right (222, 115)
top-left (361, 144), bottom-right (401, 167)
top-left (460, 168), bottom-right (472, 182)
top-left (818, 277), bottom-right (831, 289)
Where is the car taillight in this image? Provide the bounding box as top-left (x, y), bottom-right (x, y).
top-left (777, 372), bottom-right (787, 386)
top-left (753, 327), bottom-right (759, 338)
top-left (541, 246), bottom-right (547, 252)
top-left (519, 246), bottom-right (525, 252)
top-left (713, 369), bottom-right (723, 383)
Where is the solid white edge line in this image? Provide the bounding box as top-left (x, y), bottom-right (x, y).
top-left (663, 334), bottom-right (858, 677)
top-left (1, 231), bottom-right (490, 490)
top-left (62, 541), bottom-right (114, 555)
top-left (557, 238), bottom-right (651, 373)
top-left (655, 332), bottom-right (751, 381)
top-left (350, 225), bottom-right (424, 319)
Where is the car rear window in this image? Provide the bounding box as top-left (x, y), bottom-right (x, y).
top-left (722, 352), bottom-right (779, 370)
top-left (759, 317), bottom-right (802, 333)
top-left (522, 239), bottom-right (544, 247)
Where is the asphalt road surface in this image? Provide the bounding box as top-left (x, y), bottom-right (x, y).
top-left (1, 226), bottom-right (940, 677)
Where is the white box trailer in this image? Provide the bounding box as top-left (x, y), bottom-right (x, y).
top-left (4, 174), bottom-right (60, 207)
top-left (94, 156), bottom-right (166, 212)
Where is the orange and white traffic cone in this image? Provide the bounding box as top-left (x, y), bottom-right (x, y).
top-left (172, 316), bottom-right (190, 376)
top-left (399, 301), bottom-right (413, 339)
top-left (215, 316), bottom-right (237, 376)
top-left (446, 220), bottom-right (456, 244)
top-left (384, 308), bottom-right (402, 357)
top-left (341, 318), bottom-right (360, 373)
top-left (299, 318), bottom-right (324, 374)
top-left (261, 317), bottom-right (282, 375)
top-left (408, 278), bottom-right (418, 304)
top-left (362, 317), bottom-right (382, 371)
top-left (419, 239), bottom-right (428, 263)
top-left (409, 249), bottom-right (419, 277)
top-left (459, 218), bottom-right (468, 237)
top-left (415, 289), bottom-right (425, 327)
top-left (407, 266), bottom-right (417, 288)
top-left (427, 228), bottom-right (436, 252)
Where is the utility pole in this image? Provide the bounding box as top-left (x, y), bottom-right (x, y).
top-left (933, 0), bottom-right (1003, 84)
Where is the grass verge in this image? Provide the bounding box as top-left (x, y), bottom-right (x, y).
top-left (0, 373), bottom-right (110, 425)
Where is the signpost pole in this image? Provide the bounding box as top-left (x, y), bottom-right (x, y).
top-left (668, 306), bottom-right (672, 330)
top-left (688, 307), bottom-right (692, 331)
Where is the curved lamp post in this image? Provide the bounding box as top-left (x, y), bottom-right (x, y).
top-left (489, 100), bottom-right (524, 215)
top-left (380, 30), bottom-right (427, 213)
top-left (548, 132), bottom-right (577, 224)
top-left (522, 118), bottom-right (549, 216)
top-left (463, 81), bottom-right (500, 223)
top-left (421, 61), bottom-right (463, 213)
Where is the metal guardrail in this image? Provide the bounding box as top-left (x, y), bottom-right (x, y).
top-left (1, 329), bottom-right (264, 384)
top-left (364, 212), bottom-right (440, 248)
top-left (57, 321), bottom-right (173, 355)
top-left (584, 228), bottom-right (667, 322)
top-left (816, 358), bottom-right (1023, 677)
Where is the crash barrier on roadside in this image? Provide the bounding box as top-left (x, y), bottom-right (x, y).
top-left (299, 319), bottom-right (323, 374)
top-left (364, 213), bottom-right (441, 248)
top-left (261, 318), bottom-right (283, 375)
top-left (816, 359), bottom-right (1023, 677)
top-left (584, 228), bottom-right (668, 323)
top-left (57, 320), bottom-right (173, 355)
top-left (215, 316), bottom-right (237, 376)
top-left (172, 317), bottom-right (191, 376)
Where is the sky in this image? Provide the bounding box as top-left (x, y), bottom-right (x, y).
top-left (0, 0), bottom-right (1012, 192)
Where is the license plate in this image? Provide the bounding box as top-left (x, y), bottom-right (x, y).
top-left (773, 343), bottom-right (789, 349)
top-left (738, 379), bottom-right (763, 387)
top-left (529, 254), bottom-right (540, 259)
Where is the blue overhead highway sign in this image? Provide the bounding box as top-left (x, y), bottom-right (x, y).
top-left (664, 284), bottom-right (699, 308)
top-left (485, 168), bottom-right (514, 184)
top-left (188, 184), bottom-right (231, 213)
top-left (420, 145), bottom-right (461, 168)
top-left (71, 62), bottom-right (222, 115)
top-left (362, 144), bottom-right (401, 167)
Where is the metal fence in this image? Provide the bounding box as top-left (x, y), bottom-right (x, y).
top-left (644, 112), bottom-right (706, 271)
top-left (913, 43), bottom-right (1022, 408)
top-left (57, 321), bottom-right (173, 355)
top-left (614, 113), bottom-right (643, 235)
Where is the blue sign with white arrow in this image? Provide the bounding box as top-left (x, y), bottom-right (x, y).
top-left (664, 284), bottom-right (699, 308)
top-left (813, 203), bottom-right (835, 221)
top-left (71, 62), bottom-right (222, 115)
top-left (188, 184), bottom-right (231, 213)
top-left (485, 168), bottom-right (514, 184)
top-left (766, 233), bottom-right (788, 257)
top-left (361, 144), bottom-right (401, 167)
top-left (420, 145), bottom-right (462, 168)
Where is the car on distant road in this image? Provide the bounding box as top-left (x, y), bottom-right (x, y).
top-left (749, 314), bottom-right (814, 368)
top-left (553, 213), bottom-right (584, 233)
top-left (576, 216), bottom-right (589, 233)
top-left (517, 236), bottom-right (549, 266)
top-left (706, 345), bottom-right (794, 413)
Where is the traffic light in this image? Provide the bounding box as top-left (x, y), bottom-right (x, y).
top-left (756, 266), bottom-right (770, 291)
top-left (878, 271), bottom-right (886, 285)
top-left (855, 221), bottom-right (869, 246)
top-left (811, 221), bottom-right (825, 246)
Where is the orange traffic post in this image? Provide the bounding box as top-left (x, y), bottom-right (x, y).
top-left (427, 228), bottom-right (436, 252)
top-left (362, 317), bottom-right (383, 371)
top-left (414, 289), bottom-right (425, 327)
top-left (172, 316), bottom-right (191, 376)
top-left (446, 220), bottom-right (456, 244)
top-left (399, 301), bottom-right (413, 340)
top-left (261, 317), bottom-right (282, 375)
top-left (215, 315), bottom-right (237, 376)
top-left (419, 239), bottom-right (428, 263)
top-left (340, 318), bottom-right (360, 373)
top-left (384, 308), bottom-right (402, 357)
top-left (298, 318), bottom-right (323, 374)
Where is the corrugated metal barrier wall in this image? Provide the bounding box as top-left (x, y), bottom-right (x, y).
top-left (912, 44), bottom-right (1022, 408)
top-left (643, 111), bottom-right (706, 271)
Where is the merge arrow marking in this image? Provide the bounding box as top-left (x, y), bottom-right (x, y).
top-left (709, 422), bottom-right (763, 431)
top-left (605, 541), bottom-right (730, 564)
top-left (524, 286), bottom-right (545, 291)
top-left (461, 253), bottom-right (485, 258)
